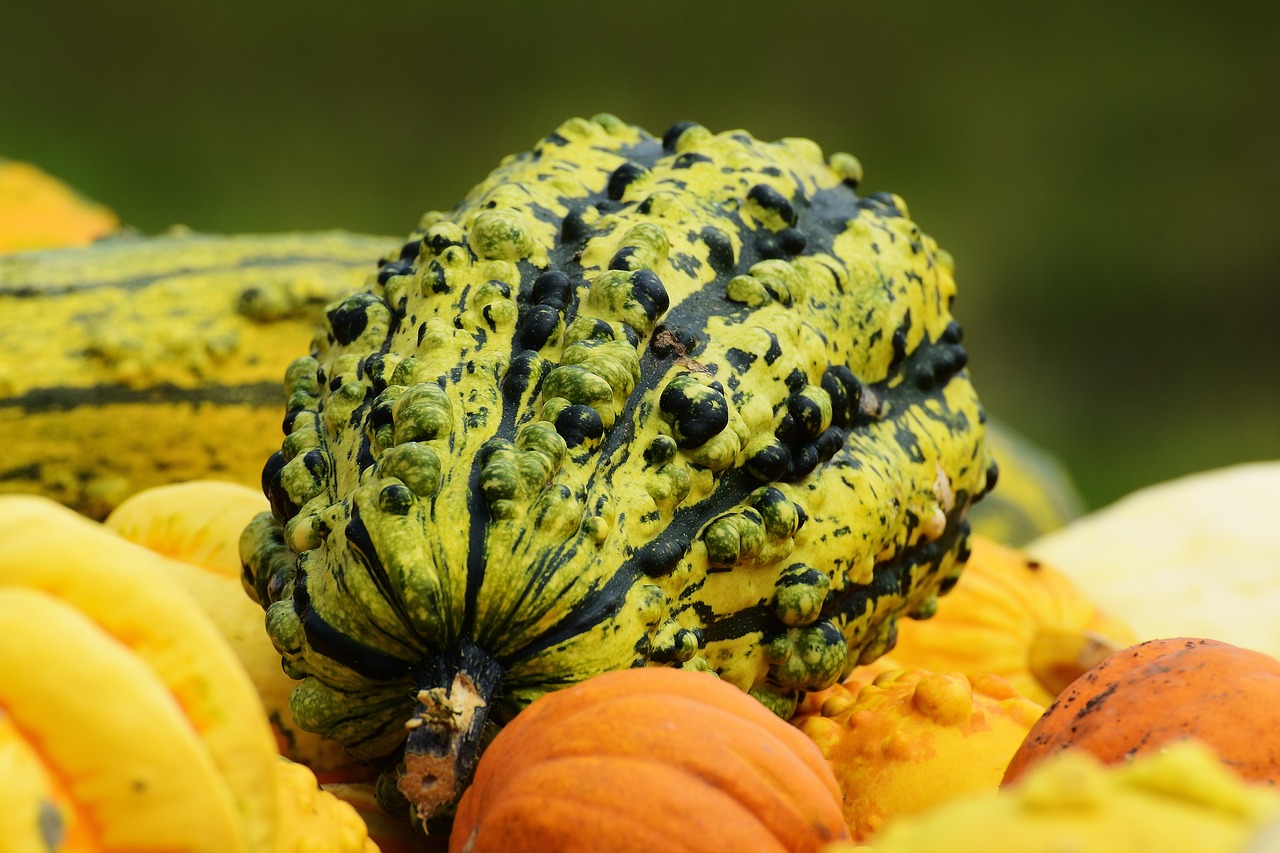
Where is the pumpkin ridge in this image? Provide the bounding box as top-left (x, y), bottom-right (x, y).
top-left (523, 691), bottom-right (837, 815)
top-left (456, 755), bottom-right (787, 853)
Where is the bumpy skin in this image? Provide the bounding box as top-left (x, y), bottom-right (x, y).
top-left (243, 114), bottom-right (993, 819)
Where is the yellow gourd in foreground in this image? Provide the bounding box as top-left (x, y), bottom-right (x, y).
top-left (0, 495), bottom-right (281, 852)
top-left (0, 587), bottom-right (249, 852)
top-left (832, 741), bottom-right (1280, 852)
top-left (794, 669), bottom-right (1043, 841)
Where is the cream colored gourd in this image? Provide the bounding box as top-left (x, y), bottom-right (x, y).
top-left (1029, 462), bottom-right (1280, 661)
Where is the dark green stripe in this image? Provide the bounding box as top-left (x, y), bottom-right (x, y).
top-left (1, 237), bottom-right (385, 298)
top-left (0, 380), bottom-right (286, 413)
top-left (294, 565), bottom-right (415, 682)
top-left (343, 500), bottom-right (432, 650)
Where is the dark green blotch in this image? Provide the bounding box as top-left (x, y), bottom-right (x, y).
top-left (659, 375), bottom-right (728, 449)
top-left (607, 162), bottom-right (648, 200)
top-left (629, 269), bottom-right (670, 321)
top-left (747, 442), bottom-right (788, 481)
top-left (378, 483), bottom-right (415, 515)
top-left (637, 536), bottom-right (688, 577)
top-left (327, 292), bottom-right (383, 345)
top-left (724, 347), bottom-right (756, 373)
top-left (662, 120), bottom-right (699, 150)
top-left (532, 270), bottom-right (572, 309)
top-left (822, 365), bottom-right (862, 427)
top-left (748, 183), bottom-right (798, 227)
top-left (673, 152), bottom-right (712, 169)
top-left (518, 304), bottom-right (559, 350)
top-left (554, 404), bottom-right (604, 447)
top-left (698, 226), bottom-right (736, 274)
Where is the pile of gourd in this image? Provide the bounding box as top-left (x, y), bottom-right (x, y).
top-left (3, 123), bottom-right (1279, 853)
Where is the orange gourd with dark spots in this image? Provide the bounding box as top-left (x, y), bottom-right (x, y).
top-left (1002, 637), bottom-right (1280, 787)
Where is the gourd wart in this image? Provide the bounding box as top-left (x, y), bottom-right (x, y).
top-left (241, 114), bottom-right (995, 821)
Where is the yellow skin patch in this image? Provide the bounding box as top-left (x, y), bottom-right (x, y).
top-left (0, 231), bottom-right (397, 517)
top-left (244, 114), bottom-right (992, 818)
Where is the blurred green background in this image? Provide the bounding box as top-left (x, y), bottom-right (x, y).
top-left (2, 0), bottom-right (1276, 510)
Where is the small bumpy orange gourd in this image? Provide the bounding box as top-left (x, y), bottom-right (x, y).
top-left (793, 669), bottom-right (1044, 841)
top-left (882, 536), bottom-right (1136, 706)
top-left (1003, 637), bottom-right (1280, 787)
top-left (449, 667), bottom-right (850, 853)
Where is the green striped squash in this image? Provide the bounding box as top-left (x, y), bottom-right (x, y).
top-left (0, 231), bottom-right (396, 518)
top-left (240, 114), bottom-right (994, 822)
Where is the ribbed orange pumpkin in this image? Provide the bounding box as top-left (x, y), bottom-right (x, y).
top-left (449, 667), bottom-right (851, 853)
top-left (1002, 637), bottom-right (1280, 787)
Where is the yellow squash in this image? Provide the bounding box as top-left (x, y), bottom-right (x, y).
top-left (0, 586), bottom-right (247, 852)
top-left (845, 741), bottom-right (1280, 852)
top-left (106, 480), bottom-right (369, 782)
top-left (793, 669), bottom-right (1043, 840)
top-left (879, 535), bottom-right (1136, 705)
top-left (0, 495), bottom-right (280, 852)
top-left (272, 759), bottom-right (380, 853)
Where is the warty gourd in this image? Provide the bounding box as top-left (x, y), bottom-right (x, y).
top-left (241, 113), bottom-right (994, 821)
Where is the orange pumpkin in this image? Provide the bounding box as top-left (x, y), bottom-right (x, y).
top-left (1002, 637), bottom-right (1280, 787)
top-left (449, 667), bottom-right (851, 853)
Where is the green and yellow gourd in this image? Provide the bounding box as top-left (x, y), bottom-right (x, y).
top-left (240, 114), bottom-right (994, 822)
top-left (0, 230), bottom-right (396, 518)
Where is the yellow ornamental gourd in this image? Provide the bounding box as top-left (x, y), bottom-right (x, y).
top-left (881, 535), bottom-right (1137, 705)
top-left (273, 759), bottom-right (380, 853)
top-left (0, 158), bottom-right (118, 254)
top-left (105, 480), bottom-right (372, 783)
top-left (854, 742), bottom-right (1280, 853)
top-left (792, 669), bottom-right (1043, 841)
top-left (242, 114), bottom-right (993, 821)
top-left (0, 495), bottom-right (281, 852)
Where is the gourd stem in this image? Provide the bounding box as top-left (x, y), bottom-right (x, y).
top-left (398, 639), bottom-right (503, 822)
